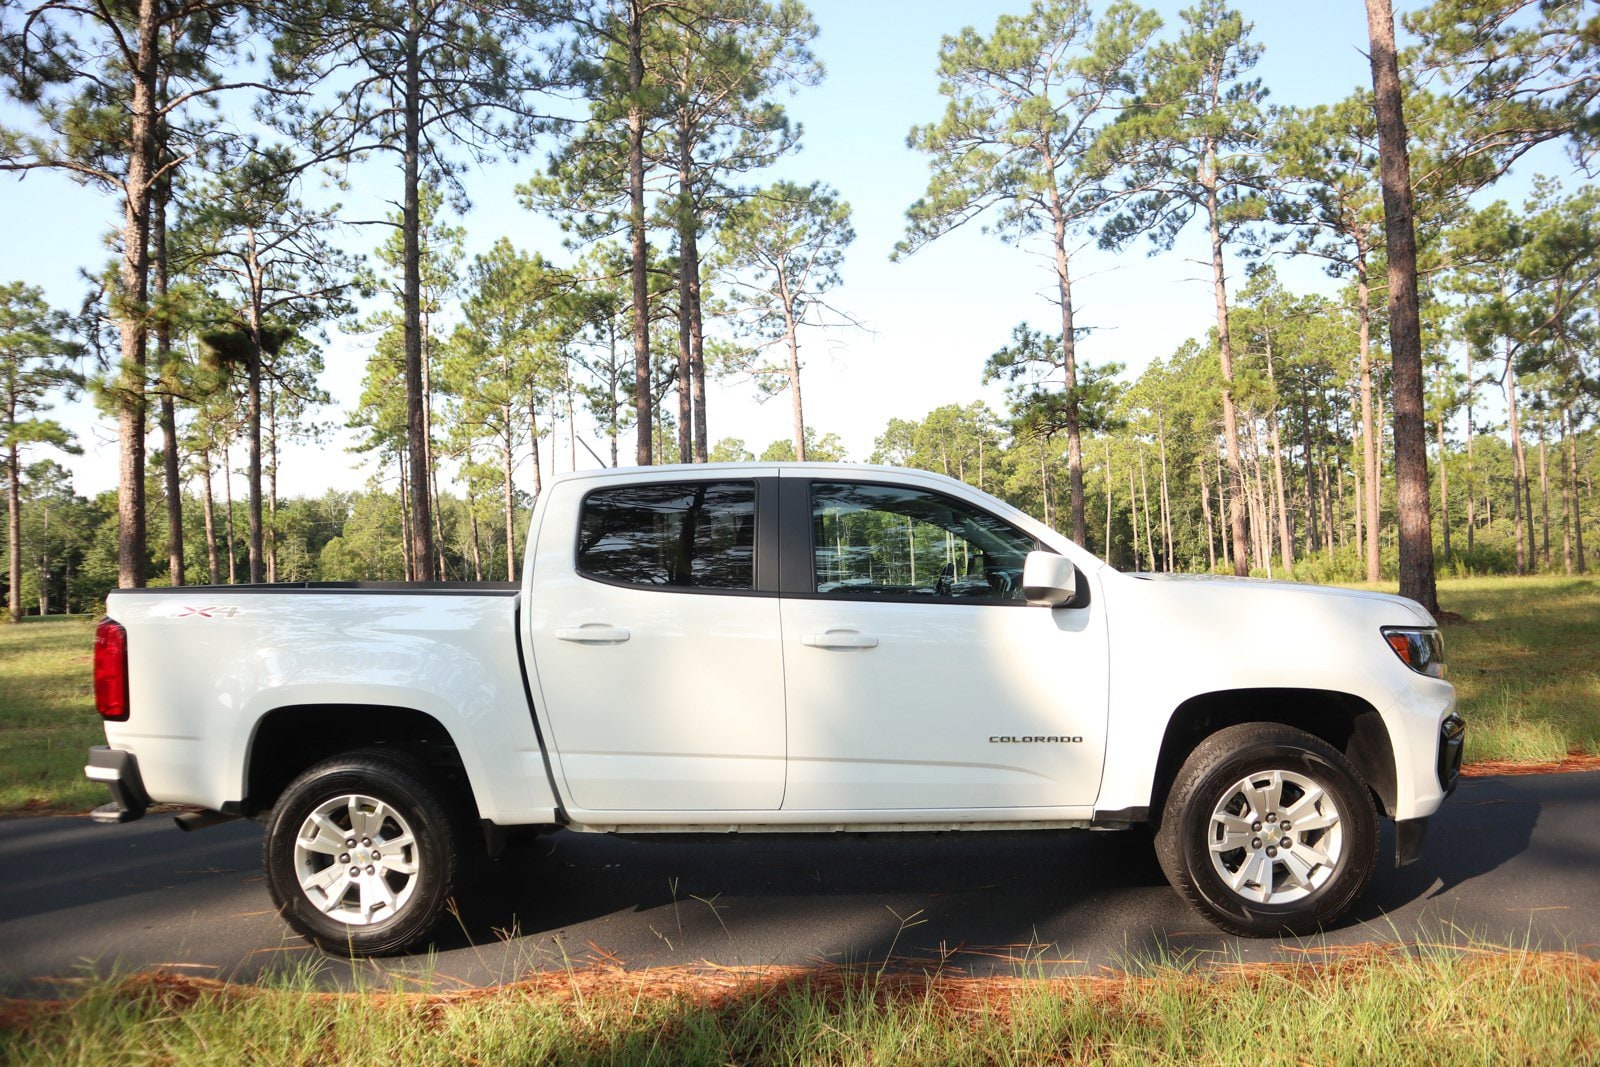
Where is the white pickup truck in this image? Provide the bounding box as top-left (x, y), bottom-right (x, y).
top-left (87, 463), bottom-right (1463, 954)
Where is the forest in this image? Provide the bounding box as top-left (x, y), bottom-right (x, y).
top-left (1, 0), bottom-right (1597, 620)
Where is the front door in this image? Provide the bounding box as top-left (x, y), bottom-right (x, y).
top-left (779, 477), bottom-right (1108, 812)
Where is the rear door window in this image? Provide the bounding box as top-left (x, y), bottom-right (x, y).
top-left (577, 481), bottom-right (756, 590)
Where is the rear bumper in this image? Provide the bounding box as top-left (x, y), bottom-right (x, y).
top-left (84, 746), bottom-right (149, 823)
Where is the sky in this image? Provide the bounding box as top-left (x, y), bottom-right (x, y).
top-left (0, 0), bottom-right (1565, 501)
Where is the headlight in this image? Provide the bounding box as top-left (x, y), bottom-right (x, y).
top-left (1381, 626), bottom-right (1446, 678)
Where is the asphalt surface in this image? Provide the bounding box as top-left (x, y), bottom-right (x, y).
top-left (1, 770), bottom-right (1596, 996)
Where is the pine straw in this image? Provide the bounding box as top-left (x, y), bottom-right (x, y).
top-left (1460, 751), bottom-right (1600, 776)
top-left (3, 942), bottom-right (1596, 1037)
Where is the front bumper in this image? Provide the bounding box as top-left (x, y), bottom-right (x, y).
top-left (1395, 714), bottom-right (1467, 867)
top-left (84, 746), bottom-right (149, 823)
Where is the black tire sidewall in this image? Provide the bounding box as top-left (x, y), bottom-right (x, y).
top-left (1164, 729), bottom-right (1377, 937)
top-left (264, 753), bottom-right (461, 956)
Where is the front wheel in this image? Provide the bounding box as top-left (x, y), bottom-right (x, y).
top-left (264, 750), bottom-right (469, 955)
top-left (1154, 722), bottom-right (1378, 937)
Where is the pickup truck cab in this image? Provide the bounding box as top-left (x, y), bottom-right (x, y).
top-left (87, 463), bottom-right (1463, 954)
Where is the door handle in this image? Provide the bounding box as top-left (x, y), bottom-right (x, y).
top-left (801, 630), bottom-right (879, 650)
top-left (554, 624), bottom-right (631, 644)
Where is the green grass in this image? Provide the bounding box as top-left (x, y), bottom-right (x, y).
top-left (1433, 575), bottom-right (1600, 764)
top-left (2, 947), bottom-right (1596, 1065)
top-left (0, 616), bottom-right (104, 815)
top-left (3, 575), bottom-right (1598, 817)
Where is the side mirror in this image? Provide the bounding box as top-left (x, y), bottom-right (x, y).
top-left (1022, 551), bottom-right (1078, 607)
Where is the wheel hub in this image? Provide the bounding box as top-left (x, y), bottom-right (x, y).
top-left (1206, 768), bottom-right (1344, 905)
top-left (291, 793), bottom-right (420, 926)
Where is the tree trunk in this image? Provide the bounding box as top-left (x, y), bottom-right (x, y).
top-left (267, 379), bottom-right (278, 582)
top-left (1265, 340), bottom-right (1294, 577)
top-left (423, 311), bottom-right (445, 580)
top-left (529, 399), bottom-right (544, 498)
top-left (1465, 345), bottom-right (1477, 556)
top-left (1437, 408), bottom-right (1451, 565)
top-left (1157, 412), bottom-right (1174, 571)
top-left (1505, 339), bottom-right (1528, 574)
top-left (1139, 444), bottom-right (1155, 570)
top-left (245, 251), bottom-right (265, 584)
top-left (628, 0), bottom-right (652, 466)
top-left (6, 434), bottom-right (19, 622)
top-left (1047, 192), bottom-right (1088, 545)
top-left (1357, 275), bottom-right (1380, 582)
top-left (1128, 465), bottom-right (1140, 571)
top-left (153, 174), bottom-right (183, 586)
top-left (1198, 453), bottom-right (1216, 571)
top-left (674, 114), bottom-right (695, 466)
top-left (223, 440), bottom-right (237, 584)
top-left (1302, 399), bottom-right (1321, 553)
top-left (1246, 426), bottom-right (1270, 575)
top-left (1367, 0), bottom-right (1438, 612)
top-left (1105, 440), bottom-right (1113, 563)
top-left (686, 210), bottom-right (709, 465)
top-left (502, 425), bottom-right (517, 582)
top-left (1567, 407), bottom-right (1586, 573)
top-left (1205, 162), bottom-right (1249, 576)
top-left (201, 448), bottom-right (219, 585)
top-left (397, 453), bottom-right (413, 581)
top-left (116, 0), bottom-right (161, 590)
top-left (402, 13), bottom-right (436, 577)
top-left (1539, 433), bottom-right (1552, 570)
top-left (783, 299), bottom-right (807, 461)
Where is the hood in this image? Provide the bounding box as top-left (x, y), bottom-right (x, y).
top-left (1127, 572), bottom-right (1438, 626)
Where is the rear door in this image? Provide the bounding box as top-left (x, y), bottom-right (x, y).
top-left (526, 474), bottom-right (785, 812)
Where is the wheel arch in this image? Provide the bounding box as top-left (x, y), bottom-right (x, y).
top-left (242, 704), bottom-right (479, 821)
top-left (1148, 688), bottom-right (1396, 825)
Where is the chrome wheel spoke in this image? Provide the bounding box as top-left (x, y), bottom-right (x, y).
top-left (377, 852), bottom-right (417, 876)
top-left (302, 815), bottom-right (348, 856)
top-left (358, 873), bottom-right (394, 922)
top-left (1280, 850), bottom-right (1319, 892)
top-left (1241, 771), bottom-right (1283, 821)
top-left (316, 872), bottom-right (354, 913)
top-left (1281, 786), bottom-right (1326, 826)
top-left (304, 862), bottom-right (346, 893)
top-left (1231, 849), bottom-right (1274, 902)
top-left (1210, 812), bottom-right (1254, 852)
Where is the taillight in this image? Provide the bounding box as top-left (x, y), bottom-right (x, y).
top-left (94, 618), bottom-right (129, 722)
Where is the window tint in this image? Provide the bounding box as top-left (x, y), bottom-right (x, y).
top-left (810, 482), bottom-right (1036, 602)
top-left (578, 481), bottom-right (756, 589)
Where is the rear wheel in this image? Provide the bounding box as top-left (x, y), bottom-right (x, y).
top-left (1155, 722), bottom-right (1377, 937)
top-left (264, 750), bottom-right (469, 955)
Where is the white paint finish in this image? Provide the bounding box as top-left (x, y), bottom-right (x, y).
top-left (103, 589), bottom-right (557, 823)
top-left (523, 470), bottom-right (786, 811)
top-left (780, 596), bottom-right (1109, 809)
top-left (1090, 569), bottom-right (1456, 820)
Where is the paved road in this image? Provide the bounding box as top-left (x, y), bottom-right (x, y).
top-left (2, 771), bottom-right (1596, 996)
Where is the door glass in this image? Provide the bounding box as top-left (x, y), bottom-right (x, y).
top-left (809, 482), bottom-right (1036, 601)
top-left (578, 481), bottom-right (756, 589)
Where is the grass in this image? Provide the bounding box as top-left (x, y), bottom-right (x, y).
top-left (1, 945), bottom-right (1595, 1065)
top-left (0, 615), bottom-right (104, 815)
top-left (2, 574), bottom-right (1598, 816)
top-left (1433, 575), bottom-right (1600, 765)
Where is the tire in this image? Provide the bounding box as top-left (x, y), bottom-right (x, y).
top-left (1154, 722), bottom-right (1377, 937)
top-left (264, 749), bottom-right (470, 956)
